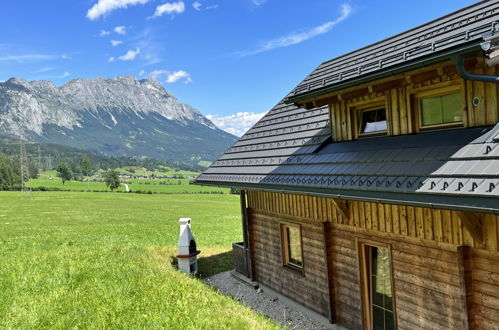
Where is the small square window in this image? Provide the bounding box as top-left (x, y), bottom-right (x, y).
top-left (358, 108), bottom-right (387, 137)
top-left (420, 92), bottom-right (462, 128)
top-left (280, 223), bottom-right (303, 269)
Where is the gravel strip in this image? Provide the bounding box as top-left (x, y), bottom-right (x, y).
top-left (205, 271), bottom-right (331, 330)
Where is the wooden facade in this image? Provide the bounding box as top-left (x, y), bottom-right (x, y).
top-left (326, 55), bottom-right (499, 142)
top-left (246, 190), bottom-right (499, 329)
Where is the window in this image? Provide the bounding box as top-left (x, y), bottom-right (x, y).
top-left (359, 242), bottom-right (396, 330)
top-left (417, 91), bottom-right (463, 129)
top-left (358, 108), bottom-right (387, 137)
top-left (280, 223), bottom-right (303, 269)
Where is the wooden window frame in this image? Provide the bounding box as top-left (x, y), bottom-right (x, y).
top-left (280, 222), bottom-right (304, 272)
top-left (412, 85), bottom-right (464, 131)
top-left (357, 239), bottom-right (397, 330)
top-left (351, 100), bottom-right (388, 139)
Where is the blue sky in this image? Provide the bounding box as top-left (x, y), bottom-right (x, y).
top-left (0, 0), bottom-right (477, 135)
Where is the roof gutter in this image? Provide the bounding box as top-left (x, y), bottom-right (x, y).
top-left (194, 180), bottom-right (499, 215)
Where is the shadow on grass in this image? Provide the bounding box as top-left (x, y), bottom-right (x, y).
top-left (170, 249), bottom-right (234, 279)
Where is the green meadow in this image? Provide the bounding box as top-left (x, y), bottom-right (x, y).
top-left (0, 191), bottom-right (276, 329)
top-left (27, 171), bottom-right (227, 194)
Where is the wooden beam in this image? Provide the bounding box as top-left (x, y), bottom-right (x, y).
top-left (332, 198), bottom-right (350, 221)
top-left (322, 222), bottom-right (336, 324)
top-left (457, 211), bottom-right (484, 244)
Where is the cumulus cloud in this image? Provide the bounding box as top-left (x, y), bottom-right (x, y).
top-left (87, 0), bottom-right (151, 20)
top-left (109, 47), bottom-right (140, 62)
top-left (206, 112), bottom-right (266, 136)
top-left (152, 1), bottom-right (185, 18)
top-left (238, 3), bottom-right (351, 56)
top-left (111, 40), bottom-right (123, 46)
top-left (166, 70), bottom-right (192, 83)
top-left (100, 29), bottom-right (111, 36)
top-left (114, 26), bottom-right (127, 35)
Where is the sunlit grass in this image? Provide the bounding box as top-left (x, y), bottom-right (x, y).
top-left (0, 191), bottom-right (276, 329)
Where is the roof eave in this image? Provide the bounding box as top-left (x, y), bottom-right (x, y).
top-left (194, 180), bottom-right (499, 214)
top-left (285, 42), bottom-right (483, 106)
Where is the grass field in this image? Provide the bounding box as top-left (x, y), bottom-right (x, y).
top-left (27, 174), bottom-right (228, 194)
top-left (0, 191), bottom-right (276, 328)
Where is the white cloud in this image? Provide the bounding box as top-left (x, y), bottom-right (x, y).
top-left (100, 29), bottom-right (111, 36)
top-left (238, 3), bottom-right (352, 56)
top-left (149, 69), bottom-right (169, 79)
top-left (252, 0), bottom-right (267, 6)
top-left (87, 0), bottom-right (151, 20)
top-left (153, 1), bottom-right (185, 17)
top-left (108, 56), bottom-right (115, 62)
top-left (166, 70), bottom-right (192, 83)
top-left (139, 69), bottom-right (146, 76)
top-left (0, 54), bottom-right (64, 63)
top-left (114, 26), bottom-right (127, 35)
top-left (206, 112), bottom-right (266, 136)
top-left (57, 71), bottom-right (71, 78)
top-left (206, 4), bottom-right (218, 9)
top-left (192, 1), bottom-right (202, 11)
top-left (119, 47), bottom-right (140, 61)
top-left (111, 40), bottom-right (123, 46)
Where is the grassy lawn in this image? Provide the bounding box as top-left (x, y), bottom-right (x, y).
top-left (0, 191), bottom-right (276, 329)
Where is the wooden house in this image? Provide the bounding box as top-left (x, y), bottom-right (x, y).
top-left (196, 2), bottom-right (499, 329)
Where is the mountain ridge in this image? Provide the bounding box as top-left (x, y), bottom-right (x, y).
top-left (0, 76), bottom-right (237, 164)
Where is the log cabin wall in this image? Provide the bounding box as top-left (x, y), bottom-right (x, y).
top-left (246, 190), bottom-right (499, 329)
top-left (248, 210), bottom-right (330, 316)
top-left (325, 55), bottom-right (499, 142)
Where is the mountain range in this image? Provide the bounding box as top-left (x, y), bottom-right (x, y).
top-left (0, 76), bottom-right (237, 164)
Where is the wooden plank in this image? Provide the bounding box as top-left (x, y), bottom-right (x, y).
top-left (483, 214), bottom-right (498, 252)
top-left (424, 207), bottom-right (433, 240)
top-left (442, 210), bottom-right (453, 243)
top-left (384, 204), bottom-right (392, 233)
top-left (371, 202), bottom-right (378, 231)
top-left (415, 207), bottom-right (424, 238)
top-left (457, 246), bottom-right (472, 330)
top-left (433, 209), bottom-right (443, 242)
top-left (407, 206), bottom-right (416, 237)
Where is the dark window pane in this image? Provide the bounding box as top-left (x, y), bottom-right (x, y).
top-left (373, 306), bottom-right (384, 330)
top-left (360, 109), bottom-right (387, 134)
top-left (385, 311), bottom-right (395, 330)
top-left (372, 275), bottom-right (384, 307)
top-left (371, 247), bottom-right (378, 273)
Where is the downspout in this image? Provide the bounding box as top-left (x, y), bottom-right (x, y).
top-left (452, 34), bottom-right (499, 83)
top-left (452, 53), bottom-right (499, 83)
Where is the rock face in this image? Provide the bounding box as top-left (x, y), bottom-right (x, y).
top-left (0, 76), bottom-right (236, 163)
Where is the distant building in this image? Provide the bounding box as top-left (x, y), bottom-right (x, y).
top-left (196, 2), bottom-right (499, 329)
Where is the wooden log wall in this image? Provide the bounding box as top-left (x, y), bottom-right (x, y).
top-left (248, 210), bottom-right (330, 316)
top-left (327, 224), bottom-right (468, 330)
top-left (246, 190), bottom-right (499, 329)
top-left (464, 248), bottom-right (499, 329)
top-left (247, 191), bottom-right (499, 251)
top-left (326, 56), bottom-right (499, 142)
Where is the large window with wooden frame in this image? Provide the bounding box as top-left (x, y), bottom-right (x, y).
top-left (359, 241), bottom-right (396, 330)
top-left (280, 223), bottom-right (303, 270)
top-left (414, 86), bottom-right (463, 130)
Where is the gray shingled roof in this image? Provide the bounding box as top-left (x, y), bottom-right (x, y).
top-left (195, 2), bottom-right (499, 213)
top-left (196, 99), bottom-right (499, 213)
top-left (286, 0), bottom-right (499, 103)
